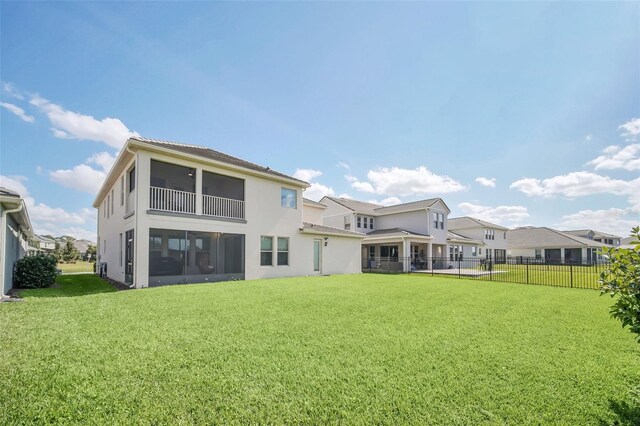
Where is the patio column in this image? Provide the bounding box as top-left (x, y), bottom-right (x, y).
top-left (403, 238), bottom-right (410, 272)
top-left (195, 168), bottom-right (203, 215)
top-left (427, 242), bottom-right (432, 270)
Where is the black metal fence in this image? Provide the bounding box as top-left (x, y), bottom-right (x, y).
top-left (362, 256), bottom-right (609, 290)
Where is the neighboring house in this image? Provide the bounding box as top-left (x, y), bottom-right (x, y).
top-left (562, 229), bottom-right (622, 247)
top-left (0, 188), bottom-right (33, 297)
top-left (320, 196), bottom-right (453, 271)
top-left (507, 226), bottom-right (607, 264)
top-left (447, 230), bottom-right (484, 268)
top-left (30, 234), bottom-right (56, 255)
top-left (448, 216), bottom-right (509, 263)
top-left (93, 136), bottom-right (363, 288)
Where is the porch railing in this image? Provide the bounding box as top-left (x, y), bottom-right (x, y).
top-left (149, 186), bottom-right (196, 214)
top-left (203, 194), bottom-right (245, 220)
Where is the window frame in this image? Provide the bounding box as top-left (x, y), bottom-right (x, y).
top-left (280, 188), bottom-right (297, 209)
top-left (277, 237), bottom-right (289, 266)
top-left (260, 236), bottom-right (274, 266)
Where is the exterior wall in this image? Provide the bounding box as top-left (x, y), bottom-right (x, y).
top-left (427, 207), bottom-right (449, 246)
top-left (450, 226), bottom-right (508, 255)
top-left (320, 199), bottom-right (354, 231)
top-left (3, 213), bottom-right (28, 294)
top-left (376, 210), bottom-right (428, 235)
top-left (302, 204), bottom-right (325, 225)
top-left (96, 156), bottom-right (137, 284)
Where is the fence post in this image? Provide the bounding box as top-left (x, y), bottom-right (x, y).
top-left (570, 262), bottom-right (573, 288)
top-left (526, 258), bottom-right (529, 284)
top-left (458, 257), bottom-right (461, 278)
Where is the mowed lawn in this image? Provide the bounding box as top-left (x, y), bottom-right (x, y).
top-left (57, 261), bottom-right (94, 274)
top-left (1, 275), bottom-right (639, 424)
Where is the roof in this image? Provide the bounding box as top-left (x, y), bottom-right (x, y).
top-left (448, 216), bottom-right (510, 231)
top-left (0, 188), bottom-right (33, 238)
top-left (0, 187), bottom-right (20, 198)
top-left (322, 196), bottom-right (450, 216)
top-left (563, 229), bottom-right (622, 240)
top-left (363, 228), bottom-right (433, 241)
top-left (299, 222), bottom-right (365, 238)
top-left (507, 227), bottom-right (608, 249)
top-left (94, 136), bottom-right (309, 206)
top-left (447, 231), bottom-right (483, 245)
top-left (302, 198), bottom-right (326, 208)
top-left (132, 137), bottom-right (307, 185)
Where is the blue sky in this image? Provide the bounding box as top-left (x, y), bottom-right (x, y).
top-left (1, 1), bottom-right (638, 242)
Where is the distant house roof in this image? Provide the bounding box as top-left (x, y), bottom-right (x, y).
top-left (322, 196), bottom-right (450, 216)
top-left (447, 231), bottom-right (483, 245)
top-left (299, 222), bottom-right (365, 238)
top-left (563, 229), bottom-right (622, 240)
top-left (0, 187), bottom-right (20, 198)
top-left (303, 198), bottom-right (326, 209)
top-left (507, 227), bottom-right (608, 249)
top-left (449, 216), bottom-right (510, 231)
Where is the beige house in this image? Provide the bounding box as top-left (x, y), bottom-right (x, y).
top-left (448, 216), bottom-right (509, 262)
top-left (320, 196), bottom-right (453, 271)
top-left (1, 188), bottom-right (33, 297)
top-left (507, 226), bottom-right (607, 264)
top-left (93, 137), bottom-right (363, 288)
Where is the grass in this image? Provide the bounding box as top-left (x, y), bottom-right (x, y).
top-left (18, 274), bottom-right (117, 298)
top-left (468, 263), bottom-right (603, 289)
top-left (1, 274), bottom-right (639, 424)
top-left (57, 261), bottom-right (94, 274)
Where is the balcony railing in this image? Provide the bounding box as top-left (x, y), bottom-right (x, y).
top-left (150, 186), bottom-right (196, 214)
top-left (203, 194), bottom-right (245, 220)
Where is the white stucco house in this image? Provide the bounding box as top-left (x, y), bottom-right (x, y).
top-left (562, 229), bottom-right (622, 247)
top-left (1, 188), bottom-right (33, 297)
top-left (93, 137), bottom-right (363, 288)
top-left (507, 226), bottom-right (608, 264)
top-left (319, 196), bottom-right (468, 271)
top-left (448, 216), bottom-right (509, 263)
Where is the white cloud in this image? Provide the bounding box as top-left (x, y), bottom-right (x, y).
top-left (510, 172), bottom-right (639, 198)
top-left (620, 117), bottom-right (640, 140)
top-left (585, 134), bottom-right (593, 142)
top-left (0, 175), bottom-right (96, 241)
top-left (337, 161), bottom-right (351, 170)
top-left (1, 102), bottom-right (35, 123)
top-left (1, 82), bottom-right (24, 100)
top-left (50, 164), bottom-right (106, 194)
top-left (556, 208), bottom-right (639, 238)
top-left (458, 202), bottom-right (529, 225)
top-left (475, 177), bottom-right (496, 188)
top-left (87, 152), bottom-right (117, 172)
top-left (368, 197), bottom-right (402, 206)
top-left (29, 95), bottom-right (139, 149)
top-left (586, 144), bottom-right (640, 171)
top-left (293, 168), bottom-right (323, 183)
top-left (350, 166), bottom-right (466, 196)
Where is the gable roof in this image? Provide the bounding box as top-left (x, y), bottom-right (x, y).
top-left (563, 229), bottom-right (622, 240)
top-left (302, 198), bottom-right (326, 209)
top-left (449, 216), bottom-right (510, 231)
top-left (507, 227), bottom-right (607, 249)
top-left (299, 222), bottom-right (364, 238)
top-left (447, 231), bottom-right (483, 245)
top-left (321, 196), bottom-right (450, 216)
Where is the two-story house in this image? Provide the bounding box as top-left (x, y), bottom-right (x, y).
top-left (320, 196), bottom-right (454, 271)
top-left (562, 229), bottom-right (622, 247)
top-left (448, 217), bottom-right (509, 263)
top-left (1, 187), bottom-right (33, 297)
top-left (93, 137), bottom-right (363, 288)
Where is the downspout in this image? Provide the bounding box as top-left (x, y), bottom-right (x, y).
top-left (0, 202), bottom-right (24, 298)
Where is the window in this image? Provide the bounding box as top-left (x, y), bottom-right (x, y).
top-left (433, 212), bottom-right (444, 229)
top-left (535, 249), bottom-right (542, 259)
top-left (503, 232), bottom-right (506, 240)
top-left (472, 246), bottom-right (477, 257)
top-left (433, 212), bottom-right (438, 229)
top-left (357, 216), bottom-right (361, 228)
top-left (281, 188), bottom-right (297, 209)
top-left (103, 239), bottom-right (107, 253)
top-left (485, 229), bottom-right (495, 240)
top-left (369, 246), bottom-right (375, 259)
top-left (107, 194), bottom-right (110, 218)
top-left (363, 217), bottom-right (367, 229)
top-left (277, 237), bottom-right (289, 266)
top-left (111, 189), bottom-right (115, 215)
top-left (380, 245), bottom-right (398, 260)
top-left (120, 176), bottom-right (124, 206)
top-left (439, 213), bottom-right (444, 230)
top-left (129, 167), bottom-right (136, 192)
top-left (449, 245), bottom-right (463, 261)
top-left (119, 233), bottom-right (123, 266)
top-left (369, 218), bottom-right (374, 229)
top-left (261, 236), bottom-right (273, 266)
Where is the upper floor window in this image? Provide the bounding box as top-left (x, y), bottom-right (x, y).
top-left (120, 176), bottom-right (125, 206)
top-left (433, 212), bottom-right (444, 229)
top-left (357, 216), bottom-right (361, 228)
top-left (485, 229), bottom-right (495, 240)
top-left (129, 167), bottom-right (136, 192)
top-left (281, 188), bottom-right (297, 209)
top-left (369, 218), bottom-right (374, 229)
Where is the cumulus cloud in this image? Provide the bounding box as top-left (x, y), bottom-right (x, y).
top-left (475, 177), bottom-right (496, 188)
top-left (556, 208), bottom-right (639, 238)
top-left (29, 95), bottom-right (139, 149)
top-left (510, 172), bottom-right (639, 198)
top-left (293, 168), bottom-right (336, 202)
top-left (620, 117), bottom-right (640, 140)
top-left (458, 202), bottom-right (529, 225)
top-left (50, 164), bottom-right (107, 194)
top-left (1, 102), bottom-right (35, 123)
top-left (87, 152), bottom-right (117, 172)
top-left (349, 166), bottom-right (466, 197)
top-left (0, 175), bottom-right (96, 240)
top-left (368, 197), bottom-right (402, 206)
top-left (587, 144), bottom-right (640, 171)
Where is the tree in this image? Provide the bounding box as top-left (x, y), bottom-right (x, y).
top-left (85, 244), bottom-right (96, 261)
top-left (600, 226), bottom-right (640, 342)
top-left (62, 240), bottom-right (80, 263)
top-left (52, 241), bottom-right (63, 262)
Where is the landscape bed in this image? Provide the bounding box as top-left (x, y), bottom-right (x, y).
top-left (1, 274), bottom-right (639, 424)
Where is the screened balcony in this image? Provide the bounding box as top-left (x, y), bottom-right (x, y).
top-left (202, 171), bottom-right (245, 220)
top-left (149, 160), bottom-right (196, 214)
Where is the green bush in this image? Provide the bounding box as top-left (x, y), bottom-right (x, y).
top-left (13, 255), bottom-right (58, 289)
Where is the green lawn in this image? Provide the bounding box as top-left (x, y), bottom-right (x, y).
top-left (57, 261), bottom-right (94, 274)
top-left (468, 263), bottom-right (604, 289)
top-left (2, 274), bottom-right (639, 424)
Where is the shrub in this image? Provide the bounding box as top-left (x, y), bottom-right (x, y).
top-left (13, 255), bottom-right (58, 289)
top-left (600, 226), bottom-right (640, 342)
